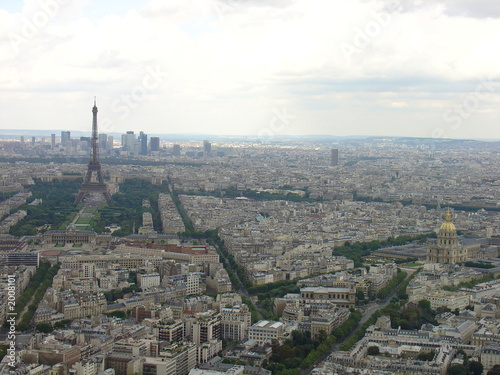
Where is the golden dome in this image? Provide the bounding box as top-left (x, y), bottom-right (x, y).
top-left (440, 211), bottom-right (456, 232)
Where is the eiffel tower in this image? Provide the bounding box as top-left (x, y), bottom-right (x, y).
top-left (75, 98), bottom-right (112, 204)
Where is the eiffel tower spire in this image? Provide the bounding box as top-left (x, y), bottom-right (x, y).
top-left (75, 98), bottom-right (111, 204)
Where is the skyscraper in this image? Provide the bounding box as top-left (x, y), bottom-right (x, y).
top-left (51, 134), bottom-right (56, 149)
top-left (150, 137), bottom-right (160, 152)
top-left (121, 131), bottom-right (138, 154)
top-left (139, 131), bottom-right (148, 155)
top-left (172, 144), bottom-right (181, 156)
top-left (203, 140), bottom-right (211, 157)
top-left (61, 131), bottom-right (71, 145)
top-left (98, 133), bottom-right (107, 150)
top-left (107, 136), bottom-right (114, 151)
top-left (331, 148), bottom-right (339, 166)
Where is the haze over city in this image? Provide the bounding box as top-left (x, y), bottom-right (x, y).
top-left (1, 0), bottom-right (500, 139)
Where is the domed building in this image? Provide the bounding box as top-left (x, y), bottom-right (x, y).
top-left (426, 211), bottom-right (467, 264)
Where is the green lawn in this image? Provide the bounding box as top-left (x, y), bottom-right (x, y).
top-left (405, 263), bottom-right (424, 267)
top-left (75, 217), bottom-right (92, 224)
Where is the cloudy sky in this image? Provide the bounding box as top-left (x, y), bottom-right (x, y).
top-left (1, 0), bottom-right (500, 139)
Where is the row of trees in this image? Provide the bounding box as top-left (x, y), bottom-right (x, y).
top-left (93, 179), bottom-right (166, 236)
top-left (353, 190), bottom-right (500, 214)
top-left (212, 234), bottom-right (252, 290)
top-left (395, 268), bottom-right (421, 300)
top-left (383, 299), bottom-right (441, 331)
top-left (161, 192), bottom-right (254, 295)
top-left (248, 279), bottom-right (299, 295)
top-left (334, 233), bottom-right (435, 267)
top-left (447, 351), bottom-right (485, 375)
top-left (34, 318), bottom-right (75, 333)
top-left (463, 261), bottom-right (495, 269)
top-left (178, 186), bottom-right (321, 203)
top-left (443, 273), bottom-right (497, 292)
top-left (0, 191), bottom-right (16, 203)
top-left (3, 262), bottom-right (53, 326)
top-left (240, 296), bottom-right (260, 323)
top-left (340, 271), bottom-right (412, 350)
top-left (0, 156), bottom-right (203, 168)
top-left (102, 285), bottom-right (142, 302)
top-left (376, 270), bottom-right (407, 300)
top-left (170, 189), bottom-right (195, 232)
top-left (265, 309), bottom-right (362, 375)
top-left (10, 179), bottom-right (83, 236)
top-left (14, 263), bottom-right (60, 332)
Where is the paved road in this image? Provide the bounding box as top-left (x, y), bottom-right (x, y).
top-left (312, 269), bottom-right (418, 371)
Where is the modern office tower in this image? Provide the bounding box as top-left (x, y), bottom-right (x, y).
top-left (65, 141), bottom-right (73, 155)
top-left (61, 131), bottom-right (71, 145)
top-left (172, 144), bottom-right (181, 156)
top-left (203, 140), bottom-right (212, 156)
top-left (74, 98), bottom-right (111, 204)
top-left (31, 137), bottom-right (35, 146)
top-left (98, 133), bottom-right (107, 150)
top-left (51, 134), bottom-right (56, 149)
top-left (80, 137), bottom-right (91, 153)
top-left (121, 131), bottom-right (138, 153)
top-left (139, 131), bottom-right (148, 155)
top-left (331, 148), bottom-right (339, 166)
top-left (121, 131), bottom-right (132, 146)
top-left (20, 136), bottom-right (24, 144)
top-left (150, 137), bottom-right (160, 152)
top-left (107, 135), bottom-right (114, 150)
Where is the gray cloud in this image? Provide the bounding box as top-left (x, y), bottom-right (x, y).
top-left (387, 0), bottom-right (500, 18)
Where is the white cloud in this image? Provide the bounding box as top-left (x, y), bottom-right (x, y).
top-left (0, 0), bottom-right (499, 138)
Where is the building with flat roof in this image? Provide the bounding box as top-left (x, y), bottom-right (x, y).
top-left (248, 320), bottom-right (285, 344)
top-left (43, 229), bottom-right (97, 245)
top-left (221, 304), bottom-right (252, 341)
top-left (0, 252), bottom-right (39, 267)
top-left (300, 286), bottom-right (356, 308)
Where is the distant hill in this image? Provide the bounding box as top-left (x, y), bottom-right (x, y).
top-left (0, 129), bottom-right (498, 144)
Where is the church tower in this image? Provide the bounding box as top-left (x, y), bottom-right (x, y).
top-left (427, 211), bottom-right (467, 264)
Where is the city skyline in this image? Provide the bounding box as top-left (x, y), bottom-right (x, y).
top-left (1, 0), bottom-right (500, 139)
